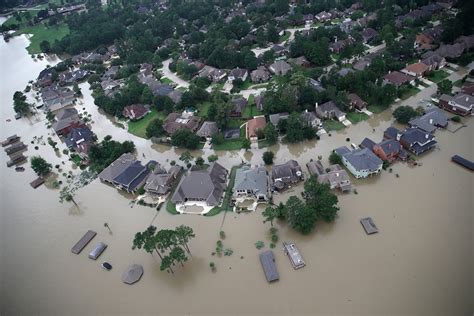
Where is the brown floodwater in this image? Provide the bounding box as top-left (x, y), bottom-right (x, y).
top-left (0, 24), bottom-right (473, 315)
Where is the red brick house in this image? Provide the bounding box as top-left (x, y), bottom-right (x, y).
top-left (372, 139), bottom-right (405, 162)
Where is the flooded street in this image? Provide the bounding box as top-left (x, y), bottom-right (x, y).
top-left (1, 24), bottom-right (473, 315)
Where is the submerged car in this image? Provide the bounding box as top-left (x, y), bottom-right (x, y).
top-left (101, 262), bottom-right (112, 271)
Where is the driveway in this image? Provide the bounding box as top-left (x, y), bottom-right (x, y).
top-left (160, 58), bottom-right (190, 88)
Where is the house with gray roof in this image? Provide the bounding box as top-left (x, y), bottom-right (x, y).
top-left (315, 101), bottom-right (346, 122)
top-left (98, 153), bottom-right (150, 192)
top-left (271, 160), bottom-right (304, 191)
top-left (439, 93), bottom-right (474, 116)
top-left (334, 146), bottom-right (383, 179)
top-left (52, 108), bottom-right (84, 136)
top-left (228, 68), bottom-right (248, 82)
top-left (171, 162), bottom-right (228, 206)
top-left (398, 127), bottom-right (437, 155)
top-left (269, 112), bottom-right (289, 127)
top-left (254, 94), bottom-right (264, 111)
top-left (306, 160), bottom-right (352, 192)
top-left (233, 165), bottom-right (270, 202)
top-left (196, 121), bottom-right (218, 138)
top-left (300, 110), bottom-right (320, 128)
top-left (269, 61), bottom-right (292, 76)
top-left (250, 67), bottom-right (271, 83)
top-left (144, 165), bottom-right (182, 196)
top-left (308, 78), bottom-right (325, 92)
top-left (408, 108), bottom-right (448, 133)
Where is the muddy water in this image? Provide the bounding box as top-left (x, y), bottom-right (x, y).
top-left (1, 27), bottom-right (473, 315)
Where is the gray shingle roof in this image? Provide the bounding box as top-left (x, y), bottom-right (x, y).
top-left (343, 148), bottom-right (383, 172)
top-left (234, 166), bottom-right (269, 198)
top-left (408, 108), bottom-right (448, 133)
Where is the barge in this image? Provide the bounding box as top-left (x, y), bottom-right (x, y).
top-left (283, 242), bottom-right (305, 269)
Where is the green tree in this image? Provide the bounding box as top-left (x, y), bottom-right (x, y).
top-left (208, 154), bottom-right (218, 163)
top-left (175, 225), bottom-right (195, 255)
top-left (304, 176), bottom-right (339, 223)
top-left (264, 123), bottom-right (278, 145)
top-left (262, 151), bottom-right (274, 165)
top-left (437, 79), bottom-right (453, 95)
top-left (285, 196), bottom-right (317, 235)
top-left (30, 156), bottom-right (52, 177)
top-left (160, 255), bottom-right (174, 274)
top-left (145, 119), bottom-right (164, 138)
top-left (171, 129), bottom-right (201, 149)
top-left (329, 151), bottom-right (342, 165)
top-left (262, 206), bottom-right (278, 227)
top-left (195, 156), bottom-right (205, 168)
top-left (393, 106), bottom-right (419, 124)
top-left (170, 246), bottom-right (188, 267)
top-left (59, 186), bottom-right (78, 207)
top-left (179, 151), bottom-right (194, 164)
top-left (242, 138), bottom-right (251, 150)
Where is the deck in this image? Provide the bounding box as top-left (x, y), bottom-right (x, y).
top-left (259, 250), bottom-right (279, 282)
top-left (360, 217), bottom-right (378, 234)
top-left (29, 176), bottom-right (44, 188)
top-left (71, 230), bottom-right (97, 254)
top-left (7, 153), bottom-right (26, 167)
top-left (451, 155), bottom-right (474, 171)
top-left (5, 142), bottom-right (27, 155)
top-left (283, 242), bottom-right (305, 269)
top-left (1, 134), bottom-right (20, 147)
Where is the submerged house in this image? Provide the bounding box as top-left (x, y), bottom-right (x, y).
top-left (246, 116), bottom-right (266, 142)
top-left (64, 126), bottom-right (94, 158)
top-left (98, 153), bottom-right (150, 193)
top-left (271, 160), bottom-right (304, 191)
top-left (439, 93), bottom-right (474, 116)
top-left (52, 108), bottom-right (84, 136)
top-left (196, 121), bottom-right (219, 139)
top-left (334, 146), bottom-right (383, 179)
top-left (315, 101), bottom-right (346, 122)
top-left (306, 160), bottom-right (352, 192)
top-left (408, 108), bottom-right (448, 133)
top-left (171, 162), bottom-right (228, 207)
top-left (384, 127), bottom-right (437, 155)
top-left (144, 165), bottom-right (182, 196)
top-left (233, 165), bottom-right (270, 202)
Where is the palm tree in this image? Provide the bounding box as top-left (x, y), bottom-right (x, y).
top-left (155, 229), bottom-right (177, 254)
top-left (132, 226), bottom-right (163, 260)
top-left (175, 225), bottom-right (195, 255)
top-left (59, 187), bottom-right (78, 207)
top-left (160, 255), bottom-right (174, 274)
top-left (104, 222), bottom-right (112, 234)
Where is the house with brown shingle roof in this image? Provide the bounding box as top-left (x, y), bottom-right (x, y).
top-left (246, 116), bottom-right (266, 142)
top-left (383, 71), bottom-right (415, 87)
top-left (122, 104), bottom-right (150, 121)
top-left (401, 62), bottom-right (430, 79)
top-left (347, 93), bottom-right (367, 111)
top-left (163, 112), bottom-right (200, 134)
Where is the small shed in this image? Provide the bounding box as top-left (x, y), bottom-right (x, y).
top-left (360, 217), bottom-right (378, 235)
top-left (259, 250), bottom-right (279, 282)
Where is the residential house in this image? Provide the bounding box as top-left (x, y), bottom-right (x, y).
top-left (271, 44), bottom-right (288, 57)
top-left (372, 139), bottom-right (406, 162)
top-left (315, 101), bottom-right (346, 122)
top-left (36, 68), bottom-right (54, 87)
top-left (269, 61), bottom-right (292, 76)
top-left (439, 93), bottom-right (474, 116)
top-left (101, 78), bottom-right (124, 97)
top-left (64, 126), bottom-right (94, 158)
top-left (337, 68), bottom-right (355, 77)
top-left (98, 153), bottom-right (150, 193)
top-left (421, 54), bottom-right (446, 71)
top-left (347, 93), bottom-right (367, 111)
top-left (362, 28), bottom-right (379, 44)
top-left (168, 90), bottom-right (183, 104)
top-left (427, 43), bottom-right (465, 59)
top-left (144, 165), bottom-right (182, 196)
top-left (196, 121), bottom-right (219, 139)
top-left (329, 38), bottom-right (353, 54)
top-left (51, 108), bottom-right (84, 136)
top-left (408, 108), bottom-right (448, 133)
top-left (383, 71), bottom-right (415, 87)
top-left (246, 116), bottom-right (266, 142)
top-left (288, 56), bottom-right (311, 67)
top-left (414, 33), bottom-right (435, 51)
top-left (163, 112), bottom-right (200, 134)
top-left (250, 67), bottom-right (271, 83)
top-left (461, 83), bottom-right (474, 96)
top-left (360, 137), bottom-right (376, 150)
top-left (300, 110), bottom-right (320, 128)
top-left (122, 104), bottom-right (150, 121)
top-left (199, 66), bottom-right (226, 82)
top-left (41, 85), bottom-right (76, 111)
top-left (233, 165), bottom-right (270, 202)
top-left (334, 146), bottom-right (383, 178)
top-left (271, 160), bottom-right (304, 191)
top-left (308, 78), bottom-right (325, 92)
top-left (230, 98), bottom-right (247, 117)
top-left (59, 69), bottom-right (88, 86)
top-left (385, 127), bottom-right (437, 155)
top-left (228, 68), bottom-right (248, 82)
top-left (401, 62), bottom-right (430, 79)
top-left (171, 162), bottom-right (228, 206)
top-left (269, 112), bottom-right (289, 127)
top-left (306, 160), bottom-right (352, 192)
top-left (315, 11), bottom-right (331, 22)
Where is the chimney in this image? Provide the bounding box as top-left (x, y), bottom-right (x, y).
top-left (425, 134), bottom-right (428, 139)
top-left (429, 118), bottom-right (433, 124)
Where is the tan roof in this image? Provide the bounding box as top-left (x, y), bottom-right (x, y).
top-left (246, 116), bottom-right (266, 139)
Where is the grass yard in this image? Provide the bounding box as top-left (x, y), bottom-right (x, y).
top-left (13, 23), bottom-right (69, 54)
top-left (427, 70), bottom-right (449, 83)
top-left (127, 108), bottom-right (165, 138)
top-left (347, 111), bottom-right (369, 124)
top-left (242, 104), bottom-right (260, 118)
top-left (323, 120), bottom-right (345, 131)
top-left (160, 77), bottom-right (174, 84)
top-left (279, 31), bottom-right (290, 43)
top-left (367, 104), bottom-right (389, 114)
top-left (453, 79), bottom-right (464, 87)
top-left (212, 139), bottom-right (243, 151)
top-left (227, 119), bottom-right (246, 129)
top-left (400, 86), bottom-right (421, 100)
top-left (166, 200), bottom-right (178, 215)
top-left (197, 101), bottom-right (212, 117)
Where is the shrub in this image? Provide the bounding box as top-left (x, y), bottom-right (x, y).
top-left (451, 116), bottom-right (461, 123)
top-left (262, 151), bottom-right (274, 165)
top-left (255, 241), bottom-right (264, 249)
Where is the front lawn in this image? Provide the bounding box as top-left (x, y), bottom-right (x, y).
top-left (166, 200), bottom-right (178, 215)
top-left (400, 86), bottom-right (421, 100)
top-left (197, 101), bottom-right (212, 118)
top-left (204, 166), bottom-right (238, 216)
top-left (242, 104), bottom-right (260, 118)
top-left (160, 77), bottom-right (174, 84)
top-left (212, 139), bottom-right (243, 151)
top-left (427, 70), bottom-right (449, 83)
top-left (14, 23), bottom-right (70, 54)
top-left (127, 108), bottom-right (165, 138)
top-left (347, 111), bottom-right (369, 124)
top-left (279, 31), bottom-right (291, 43)
top-left (323, 120), bottom-right (345, 131)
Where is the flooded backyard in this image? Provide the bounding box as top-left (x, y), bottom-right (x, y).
top-left (0, 23), bottom-right (473, 315)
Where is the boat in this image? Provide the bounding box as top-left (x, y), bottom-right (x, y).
top-left (89, 242), bottom-right (107, 260)
top-left (283, 242), bottom-right (305, 269)
top-left (451, 155), bottom-right (474, 171)
top-left (15, 166), bottom-right (25, 172)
